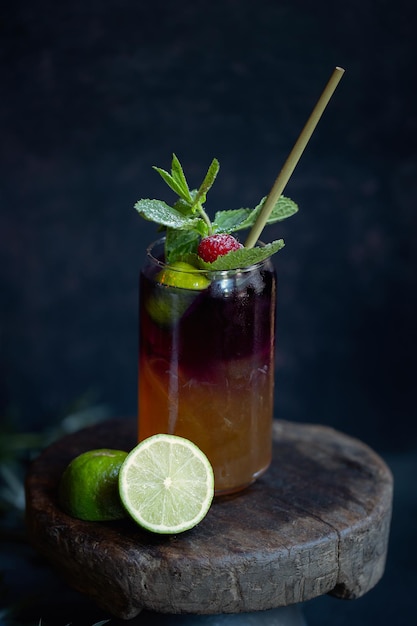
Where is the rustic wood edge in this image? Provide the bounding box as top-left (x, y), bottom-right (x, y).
top-left (25, 418), bottom-right (394, 618)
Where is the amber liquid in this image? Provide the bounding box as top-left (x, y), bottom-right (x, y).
top-left (138, 254), bottom-right (276, 495)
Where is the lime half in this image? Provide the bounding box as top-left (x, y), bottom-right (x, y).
top-left (59, 448), bottom-right (128, 521)
top-left (119, 434), bottom-right (214, 534)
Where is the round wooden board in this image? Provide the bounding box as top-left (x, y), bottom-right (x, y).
top-left (25, 419), bottom-right (393, 619)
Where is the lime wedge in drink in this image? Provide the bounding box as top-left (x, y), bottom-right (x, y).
top-left (118, 434), bottom-right (214, 534)
top-left (157, 261), bottom-right (210, 290)
top-left (146, 261), bottom-right (210, 326)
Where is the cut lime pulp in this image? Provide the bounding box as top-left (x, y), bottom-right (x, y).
top-left (118, 434), bottom-right (214, 534)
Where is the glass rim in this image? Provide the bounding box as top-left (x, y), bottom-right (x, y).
top-left (146, 236), bottom-right (273, 276)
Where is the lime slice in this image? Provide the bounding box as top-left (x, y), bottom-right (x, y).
top-left (145, 288), bottom-right (192, 326)
top-left (118, 434), bottom-right (214, 534)
top-left (146, 262), bottom-right (209, 326)
top-left (157, 261), bottom-right (210, 290)
top-left (59, 449), bottom-right (128, 521)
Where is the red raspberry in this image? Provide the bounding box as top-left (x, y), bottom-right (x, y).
top-left (197, 234), bottom-right (243, 263)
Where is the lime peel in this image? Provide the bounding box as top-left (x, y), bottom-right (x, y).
top-left (58, 448), bottom-right (128, 522)
top-left (157, 261), bottom-right (210, 290)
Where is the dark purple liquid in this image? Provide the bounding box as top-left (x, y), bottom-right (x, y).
top-left (140, 265), bottom-right (276, 379)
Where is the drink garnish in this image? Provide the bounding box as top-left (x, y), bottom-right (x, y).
top-left (157, 261), bottom-right (210, 290)
top-left (135, 66), bottom-right (345, 270)
top-left (134, 153), bottom-right (297, 270)
top-left (197, 234), bottom-right (243, 263)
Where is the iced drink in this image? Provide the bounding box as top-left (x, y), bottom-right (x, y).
top-left (138, 238), bottom-right (276, 495)
top-left (134, 154), bottom-right (297, 494)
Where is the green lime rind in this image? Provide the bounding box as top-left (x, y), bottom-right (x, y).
top-left (145, 291), bottom-right (188, 326)
top-left (58, 449), bottom-right (128, 522)
top-left (146, 262), bottom-right (210, 326)
top-left (157, 262), bottom-right (210, 290)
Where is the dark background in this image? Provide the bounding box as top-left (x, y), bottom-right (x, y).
top-left (1, 0), bottom-right (416, 624)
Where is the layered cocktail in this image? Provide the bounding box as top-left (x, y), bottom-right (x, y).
top-left (139, 238), bottom-right (277, 494)
top-left (135, 155), bottom-right (298, 494)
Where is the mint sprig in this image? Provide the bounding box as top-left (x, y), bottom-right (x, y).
top-left (134, 154), bottom-right (298, 267)
top-left (190, 240), bottom-right (286, 271)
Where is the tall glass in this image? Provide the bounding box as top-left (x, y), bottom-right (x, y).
top-left (138, 238), bottom-right (277, 495)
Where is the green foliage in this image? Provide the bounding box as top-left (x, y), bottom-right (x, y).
top-left (212, 195), bottom-right (299, 233)
top-left (196, 239), bottom-right (286, 270)
top-left (134, 154), bottom-right (299, 266)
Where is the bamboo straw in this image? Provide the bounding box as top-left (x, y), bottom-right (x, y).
top-left (245, 66), bottom-right (345, 249)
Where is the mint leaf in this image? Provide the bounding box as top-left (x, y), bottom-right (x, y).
top-left (235, 195), bottom-right (299, 231)
top-left (165, 229), bottom-right (203, 264)
top-left (175, 189), bottom-right (204, 216)
top-left (197, 239), bottom-right (285, 270)
top-left (173, 198), bottom-right (194, 216)
top-left (170, 154), bottom-right (193, 202)
top-left (212, 196), bottom-right (298, 235)
top-left (212, 208), bottom-right (253, 233)
top-left (152, 155), bottom-right (192, 203)
top-left (152, 167), bottom-right (187, 200)
top-left (193, 158), bottom-right (220, 206)
top-left (134, 199), bottom-right (201, 230)
top-left (134, 157), bottom-right (299, 265)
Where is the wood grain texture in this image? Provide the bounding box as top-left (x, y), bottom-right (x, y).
top-left (25, 419), bottom-right (393, 619)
